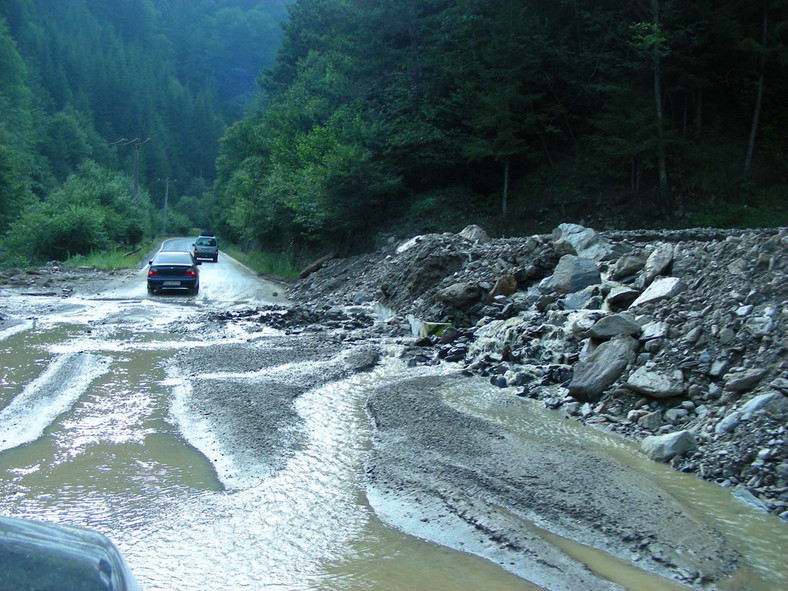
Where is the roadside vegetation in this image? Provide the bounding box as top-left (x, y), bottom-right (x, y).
top-left (220, 244), bottom-right (300, 279)
top-left (63, 239), bottom-right (161, 270)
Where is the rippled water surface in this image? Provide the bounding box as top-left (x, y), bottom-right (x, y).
top-left (1, 264), bottom-right (787, 590)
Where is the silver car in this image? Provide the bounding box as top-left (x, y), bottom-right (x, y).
top-left (193, 232), bottom-right (218, 262)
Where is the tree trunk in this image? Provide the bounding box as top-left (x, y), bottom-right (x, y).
top-left (652, 0), bottom-right (668, 190)
top-left (745, 2), bottom-right (769, 176)
top-left (502, 157), bottom-right (509, 216)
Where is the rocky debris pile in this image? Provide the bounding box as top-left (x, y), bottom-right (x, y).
top-left (0, 262), bottom-right (131, 297)
top-left (287, 223), bottom-right (788, 521)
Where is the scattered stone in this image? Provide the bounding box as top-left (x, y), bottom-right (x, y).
top-left (627, 366), bottom-right (685, 399)
top-left (630, 276), bottom-right (685, 308)
top-left (283, 223), bottom-right (788, 514)
top-left (640, 431), bottom-right (697, 462)
top-left (551, 255), bottom-right (601, 294)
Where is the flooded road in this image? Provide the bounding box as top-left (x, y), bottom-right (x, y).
top-left (0, 246), bottom-right (530, 590)
top-left (1, 243), bottom-right (787, 590)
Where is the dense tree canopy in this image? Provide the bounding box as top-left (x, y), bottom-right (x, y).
top-left (0, 0), bottom-right (287, 263)
top-left (1, 0), bottom-right (786, 264)
top-left (215, 0), bottom-right (788, 253)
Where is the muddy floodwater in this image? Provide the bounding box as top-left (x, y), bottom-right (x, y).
top-left (1, 246), bottom-right (787, 590)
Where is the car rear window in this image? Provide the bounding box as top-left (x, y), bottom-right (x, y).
top-left (196, 238), bottom-right (216, 246)
top-left (153, 252), bottom-right (193, 265)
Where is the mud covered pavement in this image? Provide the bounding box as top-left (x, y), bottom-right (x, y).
top-left (1, 231), bottom-right (787, 590)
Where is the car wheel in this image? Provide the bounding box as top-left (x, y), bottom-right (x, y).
top-left (213, 255), bottom-right (218, 262)
top-left (147, 284), bottom-right (155, 295)
top-left (192, 285), bottom-right (200, 295)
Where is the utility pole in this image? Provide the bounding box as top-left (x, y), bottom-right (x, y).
top-left (113, 138), bottom-right (151, 201)
top-left (157, 178), bottom-right (177, 235)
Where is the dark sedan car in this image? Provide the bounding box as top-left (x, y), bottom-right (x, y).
top-left (0, 516), bottom-right (141, 591)
top-left (147, 250), bottom-right (200, 295)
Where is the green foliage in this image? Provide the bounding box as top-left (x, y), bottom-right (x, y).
top-left (0, 0), bottom-right (288, 240)
top-left (216, 0), bottom-right (784, 249)
top-left (64, 239), bottom-right (160, 270)
top-left (221, 244), bottom-right (299, 279)
top-left (1, 161), bottom-right (153, 265)
top-left (163, 210), bottom-right (194, 236)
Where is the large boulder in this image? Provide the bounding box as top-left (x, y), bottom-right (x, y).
top-left (629, 276), bottom-right (685, 308)
top-left (568, 336), bottom-right (638, 401)
top-left (551, 255), bottom-right (601, 294)
top-left (588, 313), bottom-right (642, 340)
top-left (626, 366), bottom-right (685, 399)
top-left (458, 224), bottom-right (490, 243)
top-left (435, 282), bottom-right (482, 309)
top-left (610, 250), bottom-right (648, 280)
top-left (640, 431), bottom-right (697, 462)
top-left (551, 223), bottom-right (611, 261)
top-left (641, 244), bottom-right (674, 286)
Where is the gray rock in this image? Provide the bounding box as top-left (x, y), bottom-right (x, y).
top-left (639, 321), bottom-right (669, 341)
top-left (568, 336), bottom-right (638, 401)
top-left (744, 315), bottom-right (774, 337)
top-left (610, 250), bottom-right (648, 280)
top-left (715, 411), bottom-right (743, 434)
top-left (458, 224), bottom-right (490, 243)
top-left (605, 285), bottom-right (640, 308)
top-left (664, 408), bottom-right (689, 424)
top-left (435, 283), bottom-right (482, 309)
top-left (588, 313), bottom-right (642, 339)
top-left (560, 288), bottom-right (596, 310)
top-left (627, 366), bottom-right (685, 399)
top-left (551, 255), bottom-right (601, 294)
top-left (637, 410), bottom-right (663, 431)
top-left (718, 327), bottom-right (736, 344)
top-left (642, 244), bottom-right (674, 286)
top-left (709, 360), bottom-right (729, 378)
top-left (630, 277), bottom-right (686, 308)
top-left (722, 367), bottom-right (768, 392)
top-left (732, 484), bottom-right (770, 513)
top-left (640, 430), bottom-right (697, 462)
top-left (552, 223), bottom-right (611, 261)
top-left (739, 392), bottom-right (785, 419)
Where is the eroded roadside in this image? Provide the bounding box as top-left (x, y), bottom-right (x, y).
top-left (365, 373), bottom-right (736, 590)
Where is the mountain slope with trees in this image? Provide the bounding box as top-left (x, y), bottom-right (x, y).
top-left (0, 0), bottom-right (287, 265)
top-left (215, 0), bottom-right (788, 256)
top-left (1, 0), bottom-right (786, 266)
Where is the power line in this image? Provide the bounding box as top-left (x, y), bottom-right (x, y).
top-left (112, 138), bottom-right (150, 201)
top-left (156, 177), bottom-right (177, 235)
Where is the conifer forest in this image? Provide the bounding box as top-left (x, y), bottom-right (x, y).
top-left (1, 0), bottom-right (786, 264)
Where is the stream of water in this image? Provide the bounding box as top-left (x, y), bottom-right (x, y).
top-left (0, 282), bottom-right (786, 590)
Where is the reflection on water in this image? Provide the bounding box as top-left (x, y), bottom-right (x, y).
top-left (2, 290), bottom-right (786, 590)
top-left (0, 318), bottom-right (531, 590)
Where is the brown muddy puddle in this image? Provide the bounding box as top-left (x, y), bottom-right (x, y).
top-left (0, 296), bottom-right (785, 590)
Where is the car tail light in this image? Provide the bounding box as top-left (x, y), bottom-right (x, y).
top-left (148, 269), bottom-right (159, 276)
top-left (185, 269), bottom-right (196, 277)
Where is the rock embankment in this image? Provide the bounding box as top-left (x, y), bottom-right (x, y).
top-left (287, 223), bottom-right (788, 521)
